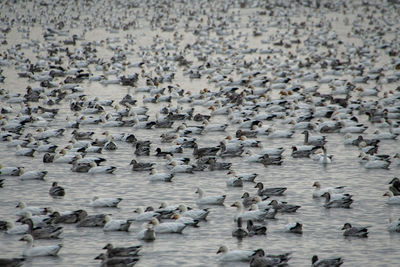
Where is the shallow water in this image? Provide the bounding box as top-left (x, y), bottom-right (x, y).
top-left (1, 0), bottom-right (400, 266)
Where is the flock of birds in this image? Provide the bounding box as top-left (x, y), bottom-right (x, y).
top-left (0, 0), bottom-right (400, 266)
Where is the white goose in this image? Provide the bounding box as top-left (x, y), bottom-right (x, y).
top-left (19, 234), bottom-right (62, 257)
top-left (5, 221), bottom-right (29, 235)
top-left (0, 165), bottom-right (23, 176)
top-left (226, 176), bottom-right (243, 187)
top-left (148, 169), bottom-right (174, 182)
top-left (195, 187), bottom-right (226, 205)
top-left (149, 217), bottom-right (186, 234)
top-left (89, 196), bottom-right (122, 207)
top-left (245, 150), bottom-right (266, 163)
top-left (36, 141), bottom-right (57, 153)
top-left (363, 158), bottom-right (390, 169)
top-left (171, 214), bottom-right (199, 227)
top-left (251, 196), bottom-right (275, 210)
top-left (231, 201), bottom-right (269, 222)
top-left (20, 169), bottom-right (48, 180)
top-left (137, 224), bottom-right (156, 241)
top-left (383, 191), bottom-right (400, 205)
top-left (88, 162), bottom-right (117, 174)
top-left (227, 170), bottom-right (258, 182)
top-left (266, 128), bottom-right (294, 138)
top-left (220, 139), bottom-right (244, 152)
top-left (216, 245), bottom-right (254, 262)
top-left (177, 204), bottom-right (210, 221)
top-left (202, 120), bottom-right (228, 132)
top-left (318, 146), bottom-right (332, 164)
top-left (237, 136), bottom-right (260, 147)
top-left (133, 207), bottom-right (160, 221)
top-left (373, 129), bottom-right (398, 140)
top-left (248, 203), bottom-right (277, 219)
top-left (6, 137), bottom-right (29, 148)
top-left (157, 202), bottom-right (179, 214)
top-left (388, 217), bottom-right (400, 232)
top-left (169, 161), bottom-right (194, 174)
top-left (259, 146), bottom-right (285, 157)
top-left (312, 182), bottom-right (345, 198)
top-left (53, 149), bottom-right (79, 163)
top-left (103, 215), bottom-right (133, 232)
top-left (18, 211), bottom-right (51, 225)
top-left (16, 201), bottom-right (48, 216)
top-left (15, 145), bottom-right (35, 157)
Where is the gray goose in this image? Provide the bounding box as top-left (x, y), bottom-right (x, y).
top-left (49, 182), bottom-right (65, 197)
top-left (20, 218), bottom-right (63, 239)
top-left (254, 182), bottom-right (287, 197)
top-left (103, 243), bottom-right (141, 257)
top-left (311, 255), bottom-right (344, 267)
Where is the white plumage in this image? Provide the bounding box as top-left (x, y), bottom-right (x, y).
top-left (20, 234), bottom-right (62, 257)
top-left (149, 217), bottom-right (186, 233)
top-left (89, 196), bottom-right (122, 207)
top-left (216, 245), bottom-right (253, 262)
top-left (195, 187), bottom-right (226, 205)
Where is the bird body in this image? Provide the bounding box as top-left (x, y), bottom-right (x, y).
top-left (195, 187), bottom-right (226, 205)
top-left (312, 255), bottom-right (344, 267)
top-left (20, 170), bottom-right (48, 180)
top-left (383, 191), bottom-right (400, 204)
top-left (89, 197), bottom-right (122, 207)
top-left (388, 218), bottom-right (400, 232)
top-left (49, 182), bottom-right (65, 197)
top-left (322, 192), bottom-right (353, 208)
top-left (250, 249), bottom-right (291, 267)
top-left (5, 222), bottom-right (29, 235)
top-left (231, 201), bottom-right (273, 222)
top-left (137, 225), bottom-right (156, 241)
top-left (217, 245), bottom-right (253, 262)
top-left (150, 217), bottom-right (186, 233)
top-left (0, 166), bottom-right (23, 176)
top-left (88, 162), bottom-right (116, 174)
top-left (312, 182), bottom-right (345, 198)
top-left (285, 222), bottom-right (303, 234)
top-left (16, 202), bottom-right (48, 216)
top-left (0, 258), bottom-right (25, 267)
top-left (133, 207), bottom-right (160, 221)
top-left (103, 215), bottom-right (132, 231)
top-left (148, 169), bottom-right (174, 182)
top-left (255, 182), bottom-right (287, 197)
top-left (20, 234), bottom-right (62, 257)
top-left (103, 243), bottom-right (141, 257)
top-left (177, 204), bottom-right (209, 221)
top-left (341, 223), bottom-right (368, 238)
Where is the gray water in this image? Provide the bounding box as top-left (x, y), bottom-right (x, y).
top-left (1, 0), bottom-right (400, 266)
